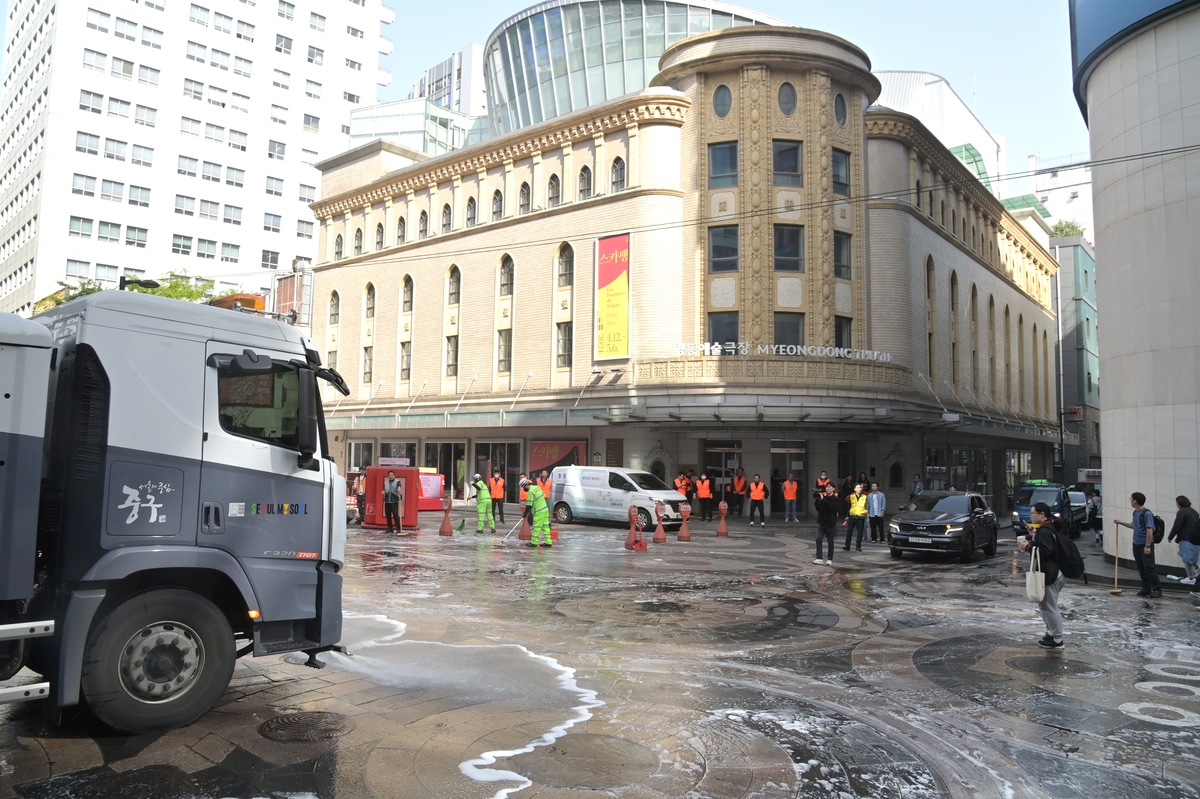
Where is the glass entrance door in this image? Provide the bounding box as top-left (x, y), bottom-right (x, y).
top-left (474, 442), bottom-right (522, 502)
top-left (425, 441), bottom-right (467, 499)
top-left (770, 440), bottom-right (807, 514)
top-left (704, 439), bottom-right (742, 503)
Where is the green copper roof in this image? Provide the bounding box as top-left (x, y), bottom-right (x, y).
top-left (950, 143), bottom-right (992, 191)
top-left (1001, 194), bottom-right (1052, 218)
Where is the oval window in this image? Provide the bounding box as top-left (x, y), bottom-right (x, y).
top-left (835, 93), bottom-right (847, 126)
top-left (778, 82), bottom-right (797, 115)
top-left (713, 85), bottom-right (732, 118)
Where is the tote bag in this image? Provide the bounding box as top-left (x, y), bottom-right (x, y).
top-left (1026, 547), bottom-right (1045, 603)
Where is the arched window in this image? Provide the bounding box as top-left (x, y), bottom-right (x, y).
top-left (418, 211), bottom-right (428, 239)
top-left (1032, 323), bottom-right (1039, 416)
top-left (329, 291), bottom-right (340, 325)
top-left (447, 266), bottom-right (461, 305)
top-left (492, 189), bottom-right (503, 221)
top-left (441, 203), bottom-right (452, 233)
top-left (925, 256), bottom-right (935, 381)
top-left (365, 283), bottom-right (375, 319)
top-left (988, 296), bottom-right (996, 400)
top-left (353, 228), bottom-right (363, 256)
top-left (915, 180), bottom-right (922, 211)
top-left (334, 234), bottom-right (344, 260)
top-left (940, 200), bottom-right (946, 227)
top-left (889, 462), bottom-right (904, 489)
top-left (952, 209), bottom-right (957, 237)
top-left (1004, 305), bottom-right (1012, 407)
top-left (1017, 313), bottom-right (1025, 411)
top-left (557, 242), bottom-right (574, 287)
top-left (578, 166), bottom-right (592, 201)
top-left (396, 217), bottom-right (406, 244)
top-left (611, 157), bottom-right (626, 192)
top-left (402, 276), bottom-right (413, 313)
top-left (969, 285), bottom-right (979, 394)
top-left (465, 197), bottom-right (477, 227)
top-left (949, 271), bottom-right (959, 386)
top-left (375, 223), bottom-right (384, 250)
top-left (518, 182), bottom-right (531, 215)
top-left (499, 255), bottom-right (514, 297)
top-left (547, 174), bottom-right (561, 208)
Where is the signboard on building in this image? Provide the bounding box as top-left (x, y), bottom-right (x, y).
top-left (530, 440), bottom-right (587, 473)
top-left (1066, 406), bottom-right (1084, 421)
top-left (595, 233), bottom-right (631, 360)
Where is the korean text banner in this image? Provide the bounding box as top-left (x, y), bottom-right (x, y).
top-left (530, 441), bottom-right (587, 474)
top-left (596, 233), bottom-right (631, 360)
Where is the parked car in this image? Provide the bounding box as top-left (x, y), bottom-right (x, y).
top-left (549, 465), bottom-right (687, 529)
top-left (1011, 481), bottom-right (1078, 538)
top-left (888, 491), bottom-right (999, 563)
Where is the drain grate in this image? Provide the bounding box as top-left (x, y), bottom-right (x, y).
top-left (258, 711), bottom-right (356, 742)
top-left (1005, 656), bottom-right (1108, 678)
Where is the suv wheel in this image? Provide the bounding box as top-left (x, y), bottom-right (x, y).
top-left (959, 533), bottom-right (975, 564)
top-left (982, 528), bottom-right (998, 557)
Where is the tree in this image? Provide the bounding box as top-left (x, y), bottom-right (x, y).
top-left (34, 279), bottom-right (106, 314)
top-left (1051, 219), bottom-right (1086, 238)
top-left (127, 270), bottom-right (233, 303)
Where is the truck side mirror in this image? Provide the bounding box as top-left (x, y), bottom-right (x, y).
top-left (296, 368), bottom-right (318, 467)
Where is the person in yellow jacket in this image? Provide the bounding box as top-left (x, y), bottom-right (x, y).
top-left (844, 483), bottom-right (868, 551)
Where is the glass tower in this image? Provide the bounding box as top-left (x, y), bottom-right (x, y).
top-left (484, 0), bottom-right (787, 135)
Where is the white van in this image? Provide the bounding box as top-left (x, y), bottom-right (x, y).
top-left (549, 465), bottom-right (687, 529)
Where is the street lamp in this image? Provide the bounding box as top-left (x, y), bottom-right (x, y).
top-left (118, 275), bottom-right (160, 291)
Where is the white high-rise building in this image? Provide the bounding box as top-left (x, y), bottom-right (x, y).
top-left (0, 0), bottom-right (395, 315)
top-left (404, 44), bottom-right (487, 118)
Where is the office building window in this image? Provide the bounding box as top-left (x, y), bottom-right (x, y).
top-left (497, 329), bottom-right (512, 373)
top-left (73, 174), bottom-right (96, 196)
top-left (365, 283), bottom-right (375, 318)
top-left (172, 234), bottom-right (193, 255)
top-left (221, 243), bottom-right (240, 262)
top-left (69, 216), bottom-right (93, 238)
top-left (774, 312), bottom-right (804, 347)
top-left (558, 243), bottom-right (574, 287)
top-left (709, 226), bottom-right (738, 272)
top-left (492, 189), bottom-right (503, 221)
top-left (101, 180), bottom-right (124, 202)
top-left (66, 260), bottom-right (90, 278)
top-left (128, 186), bottom-right (150, 206)
top-left (834, 231), bottom-right (851, 279)
top-left (465, 197), bottom-right (477, 227)
top-left (518, 183), bottom-right (531, 215)
top-left (297, 220), bottom-right (314, 239)
top-left (308, 46), bottom-right (324, 65)
top-left (98, 222), bottom-right (120, 242)
top-left (329, 291), bottom-right (340, 324)
top-left (197, 239), bottom-right (216, 259)
top-left (226, 166), bottom-right (245, 186)
top-left (268, 140), bottom-right (285, 160)
top-left (126, 227), bottom-right (148, 248)
top-left (418, 211), bottom-right (428, 239)
top-left (264, 213), bottom-right (280, 232)
top-left (200, 200), bottom-right (219, 220)
top-left (353, 228), bottom-right (363, 255)
top-left (80, 90), bottom-right (103, 114)
top-left (556, 322), bottom-right (573, 368)
top-left (447, 266), bottom-right (461, 304)
top-left (113, 58), bottom-right (135, 80)
top-left (442, 203), bottom-right (452, 233)
top-left (77, 132), bottom-right (100, 154)
top-left (139, 66), bottom-right (160, 86)
top-left (375, 223), bottom-right (384, 250)
top-left (709, 312), bottom-right (738, 343)
top-left (774, 225), bottom-right (803, 271)
top-left (708, 142), bottom-right (737, 188)
top-left (402, 276), bottom-right (413, 312)
top-left (499, 256), bottom-right (514, 296)
top-left (310, 12), bottom-right (325, 31)
top-left (223, 205), bottom-right (242, 225)
top-left (132, 145), bottom-right (154, 166)
top-left (445, 336), bottom-right (458, 377)
top-left (175, 194), bottom-right (195, 215)
top-left (773, 140), bottom-right (802, 186)
top-left (832, 149), bottom-right (850, 196)
top-left (547, 174), bottom-right (561, 208)
top-left (396, 217), bottom-right (406, 244)
top-left (363, 346), bottom-right (373, 384)
top-left (578, 166), bottom-right (592, 200)
top-left (399, 342), bottom-right (411, 381)
top-left (611, 157), bottom-right (626, 192)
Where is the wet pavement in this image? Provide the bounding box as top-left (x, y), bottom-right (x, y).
top-left (3, 513), bottom-right (1199, 798)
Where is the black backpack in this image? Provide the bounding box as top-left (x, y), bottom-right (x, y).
top-left (1142, 509), bottom-right (1166, 544)
top-left (1050, 524), bottom-right (1087, 581)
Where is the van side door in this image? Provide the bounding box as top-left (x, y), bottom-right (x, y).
top-left (198, 343), bottom-right (325, 622)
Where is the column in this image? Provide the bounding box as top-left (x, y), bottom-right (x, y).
top-left (324, 216), bottom-right (335, 263)
top-left (561, 142), bottom-right (573, 203)
top-left (593, 132), bottom-right (605, 194)
top-left (362, 204), bottom-right (373, 252)
top-left (531, 151), bottom-right (542, 210)
top-left (503, 160), bottom-right (514, 218)
top-left (405, 190), bottom-right (416, 240)
top-left (626, 122), bottom-right (639, 188)
top-left (476, 168), bottom-right (488, 224)
top-left (382, 197), bottom-right (393, 248)
top-left (427, 183), bottom-right (438, 235)
top-left (908, 147), bottom-right (918, 208)
top-left (451, 176), bottom-right (462, 232)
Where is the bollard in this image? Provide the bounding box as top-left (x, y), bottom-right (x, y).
top-left (1110, 521), bottom-right (1122, 595)
top-left (678, 503), bottom-right (692, 542)
top-left (716, 501), bottom-right (729, 537)
top-left (652, 502), bottom-right (667, 544)
top-left (438, 495), bottom-right (454, 536)
top-left (519, 506), bottom-right (532, 541)
top-left (625, 505), bottom-right (648, 551)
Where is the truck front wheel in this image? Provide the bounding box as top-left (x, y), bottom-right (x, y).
top-left (81, 588), bottom-right (235, 733)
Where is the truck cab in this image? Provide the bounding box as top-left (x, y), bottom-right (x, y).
top-left (0, 293), bottom-right (349, 732)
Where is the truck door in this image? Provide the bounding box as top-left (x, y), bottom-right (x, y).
top-left (198, 343), bottom-right (326, 622)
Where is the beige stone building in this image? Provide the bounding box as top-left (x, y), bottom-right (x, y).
top-left (311, 26), bottom-right (1060, 516)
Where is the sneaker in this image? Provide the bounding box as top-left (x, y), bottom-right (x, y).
top-left (813, 559), bottom-right (826, 565)
top-left (1136, 590), bottom-right (1152, 597)
top-left (1038, 638), bottom-right (1064, 649)
top-left (1181, 577), bottom-right (1196, 585)
top-left (526, 542), bottom-right (537, 548)
top-left (1151, 590), bottom-right (1163, 598)
top-left (826, 559), bottom-right (833, 566)
top-left (540, 543), bottom-right (553, 548)
top-left (749, 521), bottom-right (756, 526)
top-left (1038, 634), bottom-right (1055, 646)
top-left (1191, 591), bottom-right (1200, 598)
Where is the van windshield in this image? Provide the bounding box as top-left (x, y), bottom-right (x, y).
top-left (628, 472), bottom-right (670, 491)
top-left (1015, 487), bottom-right (1061, 506)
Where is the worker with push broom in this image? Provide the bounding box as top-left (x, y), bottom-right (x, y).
top-left (472, 473), bottom-right (495, 534)
top-left (522, 477), bottom-right (552, 548)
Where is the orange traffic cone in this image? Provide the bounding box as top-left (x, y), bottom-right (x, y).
top-left (678, 504), bottom-right (692, 542)
top-left (518, 511), bottom-right (532, 541)
top-left (652, 503), bottom-right (667, 544)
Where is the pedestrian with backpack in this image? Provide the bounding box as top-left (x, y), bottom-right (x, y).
top-left (1166, 495), bottom-right (1200, 586)
top-left (1113, 492), bottom-right (1163, 598)
top-left (1018, 502), bottom-right (1066, 648)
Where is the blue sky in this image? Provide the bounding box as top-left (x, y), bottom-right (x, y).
top-left (0, 1), bottom-right (1088, 195)
top-left (380, 0), bottom-right (1090, 197)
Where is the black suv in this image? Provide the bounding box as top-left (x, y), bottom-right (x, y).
top-left (888, 491), bottom-right (999, 563)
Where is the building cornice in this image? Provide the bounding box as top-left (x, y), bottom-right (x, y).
top-left (311, 91), bottom-right (691, 219)
top-left (866, 108), bottom-right (1058, 277)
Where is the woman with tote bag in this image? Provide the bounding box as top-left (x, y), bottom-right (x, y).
top-left (1019, 502), bottom-right (1065, 649)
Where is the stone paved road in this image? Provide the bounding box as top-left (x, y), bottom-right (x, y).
top-left (2, 515), bottom-right (1199, 798)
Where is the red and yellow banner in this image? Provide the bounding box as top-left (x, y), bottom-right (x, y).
top-left (596, 233), bottom-right (630, 360)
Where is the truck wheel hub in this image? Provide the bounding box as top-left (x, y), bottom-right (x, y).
top-left (119, 621), bottom-right (205, 703)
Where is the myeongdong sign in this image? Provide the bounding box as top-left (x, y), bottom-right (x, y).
top-left (675, 342), bottom-right (893, 362)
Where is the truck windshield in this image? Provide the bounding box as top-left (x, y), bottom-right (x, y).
top-left (906, 495), bottom-right (969, 513)
top-left (1015, 487), bottom-right (1061, 507)
top-left (217, 362), bottom-right (301, 449)
top-left (628, 472), bottom-right (670, 491)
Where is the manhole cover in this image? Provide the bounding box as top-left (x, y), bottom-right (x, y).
top-left (1005, 657), bottom-right (1107, 678)
top-left (258, 711), bottom-right (356, 742)
top-left (506, 734), bottom-right (658, 788)
top-left (635, 600), bottom-right (691, 613)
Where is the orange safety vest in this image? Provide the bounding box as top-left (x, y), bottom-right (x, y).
top-left (489, 477), bottom-right (505, 499)
top-left (519, 483), bottom-right (529, 502)
top-left (537, 478), bottom-right (552, 496)
top-left (675, 477), bottom-right (688, 494)
top-left (732, 476), bottom-right (747, 495)
top-left (783, 480), bottom-right (798, 500)
top-left (749, 481), bottom-right (766, 501)
top-left (696, 479), bottom-right (711, 498)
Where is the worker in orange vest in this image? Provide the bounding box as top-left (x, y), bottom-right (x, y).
top-left (748, 474), bottom-right (767, 526)
top-left (675, 471), bottom-right (689, 498)
top-left (731, 469), bottom-right (748, 517)
top-left (489, 470), bottom-right (506, 524)
top-left (685, 470), bottom-right (696, 504)
top-left (695, 473), bottom-right (713, 520)
top-left (518, 472), bottom-right (530, 523)
top-left (813, 471), bottom-right (833, 505)
top-left (782, 473), bottom-right (799, 522)
top-left (537, 470), bottom-right (553, 499)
